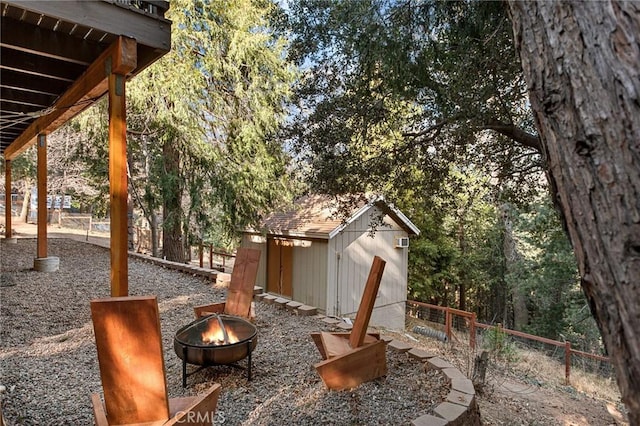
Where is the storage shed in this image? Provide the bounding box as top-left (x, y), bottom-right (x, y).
top-left (241, 194), bottom-right (420, 330)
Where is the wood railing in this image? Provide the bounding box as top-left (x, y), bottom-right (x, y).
top-left (407, 300), bottom-right (610, 385)
top-left (194, 243), bottom-right (235, 271)
top-left (112, 0), bottom-right (170, 18)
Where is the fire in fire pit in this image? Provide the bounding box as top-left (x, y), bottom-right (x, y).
top-left (202, 314), bottom-right (240, 345)
top-left (174, 314), bottom-right (258, 387)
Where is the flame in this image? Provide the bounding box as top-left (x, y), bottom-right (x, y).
top-left (201, 318), bottom-right (240, 345)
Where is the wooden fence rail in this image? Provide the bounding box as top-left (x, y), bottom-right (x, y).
top-left (407, 300), bottom-right (610, 385)
top-left (195, 243), bottom-right (235, 271)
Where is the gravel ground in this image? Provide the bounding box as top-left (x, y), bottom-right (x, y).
top-left (0, 238), bottom-right (448, 425)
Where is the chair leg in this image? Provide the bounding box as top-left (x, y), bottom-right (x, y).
top-left (90, 393), bottom-right (110, 426)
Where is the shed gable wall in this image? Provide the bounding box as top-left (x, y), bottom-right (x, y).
top-left (328, 206), bottom-right (409, 328)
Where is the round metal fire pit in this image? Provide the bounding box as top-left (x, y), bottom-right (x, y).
top-left (174, 314), bottom-right (258, 386)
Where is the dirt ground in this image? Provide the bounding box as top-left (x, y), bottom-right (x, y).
top-left (405, 321), bottom-right (630, 426)
top-left (476, 373), bottom-right (629, 425)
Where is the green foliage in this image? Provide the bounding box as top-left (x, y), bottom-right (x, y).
top-left (406, 208), bottom-right (459, 305)
top-left (404, 167), bottom-right (505, 315)
top-left (4, 149), bottom-right (36, 182)
top-left (281, 1), bottom-right (547, 320)
top-left (283, 0), bottom-right (542, 206)
top-left (69, 0), bottom-right (298, 255)
top-left (281, 0), bottom-right (604, 354)
top-left (483, 325), bottom-right (519, 362)
top-left (64, 105), bottom-right (112, 217)
top-left (504, 199), bottom-right (601, 352)
top-left (144, 0), bottom-right (297, 247)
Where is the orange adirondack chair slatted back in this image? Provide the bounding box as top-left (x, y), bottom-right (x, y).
top-left (349, 256), bottom-right (386, 349)
top-left (224, 248), bottom-right (261, 317)
top-left (90, 296), bottom-right (170, 424)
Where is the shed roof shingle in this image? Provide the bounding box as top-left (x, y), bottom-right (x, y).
top-left (259, 194), bottom-right (420, 239)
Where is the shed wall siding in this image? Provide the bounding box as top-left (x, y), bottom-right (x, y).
top-left (370, 301), bottom-right (407, 331)
top-left (330, 206), bottom-right (409, 330)
top-left (291, 241), bottom-right (328, 310)
top-left (326, 238), bottom-right (339, 317)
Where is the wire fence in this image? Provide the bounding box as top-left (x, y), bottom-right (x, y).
top-left (406, 300), bottom-right (614, 384)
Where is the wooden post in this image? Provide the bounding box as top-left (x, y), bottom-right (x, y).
top-left (199, 242), bottom-right (204, 268)
top-left (470, 313), bottom-right (477, 350)
top-left (565, 341), bottom-right (572, 385)
top-left (209, 245), bottom-right (213, 269)
top-left (445, 307), bottom-right (452, 342)
top-left (4, 160), bottom-right (11, 239)
top-left (109, 69), bottom-right (128, 296)
top-left (36, 134), bottom-right (48, 258)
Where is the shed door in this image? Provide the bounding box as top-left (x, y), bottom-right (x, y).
top-left (267, 238), bottom-right (292, 297)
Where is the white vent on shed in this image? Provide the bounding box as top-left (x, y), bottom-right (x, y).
top-left (395, 236), bottom-right (410, 248)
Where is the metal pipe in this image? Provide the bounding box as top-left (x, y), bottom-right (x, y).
top-left (247, 340), bottom-right (252, 381)
top-left (412, 325), bottom-right (448, 342)
top-left (182, 345), bottom-right (188, 388)
top-left (215, 314), bottom-right (230, 345)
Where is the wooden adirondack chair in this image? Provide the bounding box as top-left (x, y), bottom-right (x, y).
top-left (90, 296), bottom-right (222, 426)
top-left (193, 248), bottom-right (260, 320)
top-left (311, 256), bottom-right (388, 390)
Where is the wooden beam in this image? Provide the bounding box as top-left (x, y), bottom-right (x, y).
top-left (6, 1), bottom-right (171, 51)
top-left (1, 16), bottom-right (103, 65)
top-left (1, 69), bottom-right (72, 97)
top-left (108, 65), bottom-right (129, 297)
top-left (4, 36), bottom-right (137, 160)
top-left (1, 88), bottom-right (58, 108)
top-left (1, 49), bottom-right (85, 82)
top-left (4, 159), bottom-right (12, 239)
top-left (36, 134), bottom-right (47, 258)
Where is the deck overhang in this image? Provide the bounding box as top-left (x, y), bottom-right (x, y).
top-left (1, 0), bottom-right (171, 159)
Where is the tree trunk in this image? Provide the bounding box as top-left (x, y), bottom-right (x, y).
top-left (150, 211), bottom-right (159, 258)
top-left (457, 221), bottom-right (467, 312)
top-left (508, 1), bottom-right (640, 421)
top-left (501, 204), bottom-right (528, 330)
top-left (127, 193), bottom-right (134, 251)
top-left (161, 140), bottom-right (184, 263)
top-left (19, 180), bottom-right (31, 222)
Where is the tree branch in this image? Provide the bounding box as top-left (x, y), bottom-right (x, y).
top-left (483, 119), bottom-right (542, 153)
top-left (402, 119), bottom-right (450, 139)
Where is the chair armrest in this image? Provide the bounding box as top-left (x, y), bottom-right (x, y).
top-left (193, 303), bottom-right (225, 318)
top-left (166, 383), bottom-right (222, 425)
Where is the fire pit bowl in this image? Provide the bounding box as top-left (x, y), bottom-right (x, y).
top-left (174, 314), bottom-right (258, 387)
